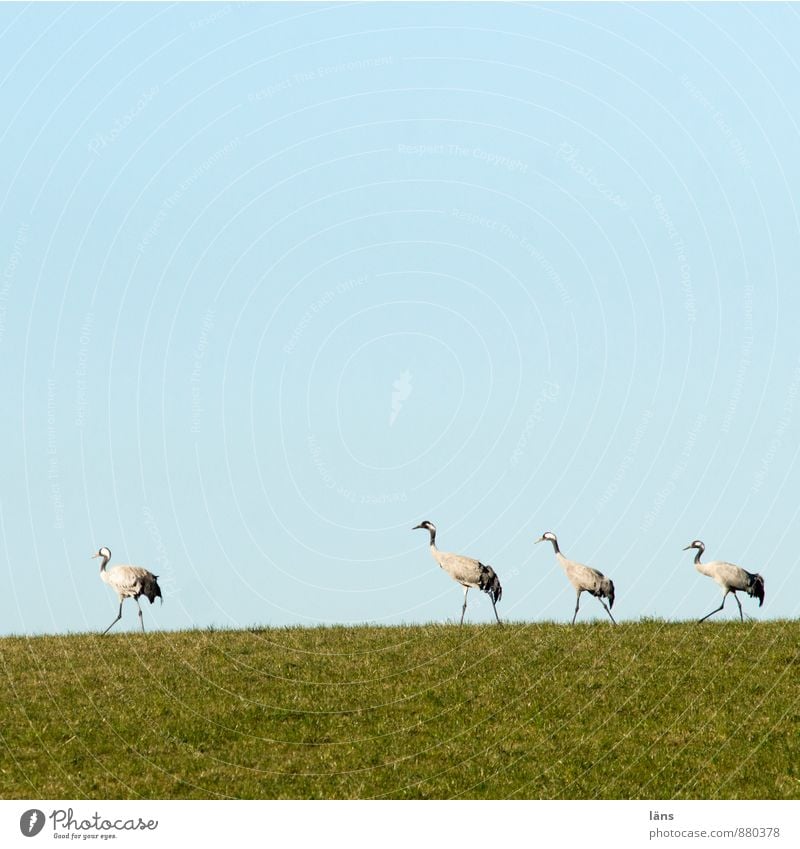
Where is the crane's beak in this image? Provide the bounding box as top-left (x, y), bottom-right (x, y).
top-left (682, 544), bottom-right (693, 551)
top-left (534, 536), bottom-right (545, 544)
top-left (91, 553), bottom-right (99, 559)
top-left (412, 524), bottom-right (424, 530)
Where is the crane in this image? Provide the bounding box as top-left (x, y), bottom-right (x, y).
top-left (683, 540), bottom-right (764, 622)
top-left (92, 546), bottom-right (162, 634)
top-left (535, 531), bottom-right (616, 624)
top-left (412, 521), bottom-right (502, 624)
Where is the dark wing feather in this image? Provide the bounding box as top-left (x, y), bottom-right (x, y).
top-left (142, 574), bottom-right (163, 605)
top-left (477, 563), bottom-right (502, 605)
top-left (748, 573), bottom-right (765, 607)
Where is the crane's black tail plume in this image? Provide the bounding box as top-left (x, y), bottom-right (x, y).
top-left (143, 575), bottom-right (163, 605)
top-left (478, 564), bottom-right (502, 605)
top-left (605, 579), bottom-right (615, 610)
top-left (748, 573), bottom-right (765, 607)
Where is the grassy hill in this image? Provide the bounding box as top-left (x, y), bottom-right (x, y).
top-left (1, 621), bottom-right (798, 799)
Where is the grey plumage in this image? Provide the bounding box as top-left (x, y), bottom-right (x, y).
top-left (535, 531), bottom-right (616, 624)
top-left (683, 540), bottom-right (764, 622)
top-left (413, 521), bottom-right (502, 624)
top-left (93, 546), bottom-right (162, 634)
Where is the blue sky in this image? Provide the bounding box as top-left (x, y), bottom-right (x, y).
top-left (2, 1), bottom-right (800, 634)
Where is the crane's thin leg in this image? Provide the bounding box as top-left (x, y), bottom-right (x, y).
top-left (572, 592), bottom-right (581, 625)
top-left (102, 602), bottom-right (123, 635)
top-left (136, 598), bottom-right (145, 633)
top-left (699, 592), bottom-right (728, 623)
top-left (460, 587), bottom-right (468, 626)
top-left (598, 598), bottom-right (617, 625)
top-left (732, 592), bottom-right (744, 622)
top-left (490, 596), bottom-right (502, 625)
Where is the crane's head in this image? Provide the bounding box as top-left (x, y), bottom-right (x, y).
top-left (92, 546), bottom-right (111, 560)
top-left (412, 521), bottom-right (436, 533)
top-left (535, 531), bottom-right (558, 545)
top-left (682, 540), bottom-right (704, 552)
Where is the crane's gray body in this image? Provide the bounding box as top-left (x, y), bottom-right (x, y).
top-left (430, 547), bottom-right (503, 602)
top-left (413, 522), bottom-right (502, 624)
top-left (556, 551), bottom-right (615, 605)
top-left (94, 547), bottom-right (162, 634)
top-left (684, 540), bottom-right (764, 621)
top-left (101, 563), bottom-right (162, 604)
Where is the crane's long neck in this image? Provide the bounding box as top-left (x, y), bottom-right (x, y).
top-left (98, 554), bottom-right (110, 572)
top-left (426, 530), bottom-right (447, 569)
top-left (693, 548), bottom-right (703, 565)
top-left (546, 538), bottom-right (561, 555)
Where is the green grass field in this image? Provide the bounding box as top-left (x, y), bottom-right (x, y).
top-left (1, 622), bottom-right (798, 799)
